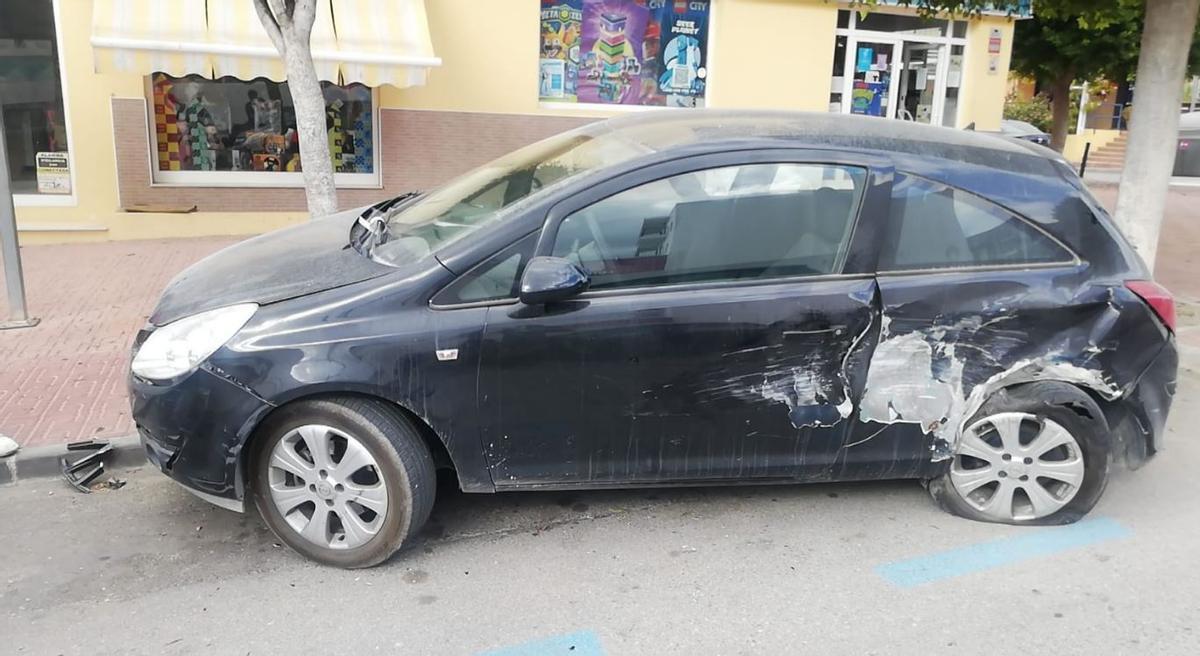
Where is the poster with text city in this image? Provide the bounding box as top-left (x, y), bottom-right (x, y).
top-left (539, 0), bottom-right (709, 107)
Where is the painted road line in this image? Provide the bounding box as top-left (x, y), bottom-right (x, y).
top-left (477, 630), bottom-right (604, 656)
top-left (876, 517), bottom-right (1131, 588)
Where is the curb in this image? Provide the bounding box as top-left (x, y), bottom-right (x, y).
top-left (0, 435), bottom-right (145, 487)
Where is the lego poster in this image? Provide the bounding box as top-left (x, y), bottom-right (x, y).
top-left (540, 0), bottom-right (583, 101)
top-left (656, 0), bottom-right (709, 107)
top-left (542, 0), bottom-right (708, 107)
top-left (578, 0), bottom-right (650, 105)
top-left (851, 81), bottom-right (886, 117)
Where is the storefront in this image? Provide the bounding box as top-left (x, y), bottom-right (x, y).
top-left (5, 0), bottom-right (1025, 243)
top-left (830, 9), bottom-right (971, 126)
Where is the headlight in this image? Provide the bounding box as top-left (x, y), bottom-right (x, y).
top-left (132, 304), bottom-right (258, 381)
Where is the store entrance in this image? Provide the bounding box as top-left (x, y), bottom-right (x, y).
top-left (895, 42), bottom-right (944, 123)
top-left (833, 7), bottom-right (967, 128)
top-left (844, 37), bottom-right (948, 124)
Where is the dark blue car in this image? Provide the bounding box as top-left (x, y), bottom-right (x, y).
top-left (129, 111), bottom-right (1177, 568)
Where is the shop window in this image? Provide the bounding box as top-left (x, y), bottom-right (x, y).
top-left (149, 74), bottom-right (377, 185)
top-left (1, 0), bottom-right (70, 196)
top-left (830, 35), bottom-right (847, 113)
top-left (538, 0), bottom-right (711, 108)
top-left (856, 11), bottom-right (948, 38)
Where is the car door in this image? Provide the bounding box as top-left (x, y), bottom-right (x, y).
top-left (474, 151), bottom-right (891, 488)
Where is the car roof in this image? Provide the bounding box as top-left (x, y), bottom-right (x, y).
top-left (581, 109), bottom-right (1064, 177)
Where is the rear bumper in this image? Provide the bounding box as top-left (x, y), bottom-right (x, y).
top-left (1136, 341), bottom-right (1178, 454)
top-left (1113, 340), bottom-right (1178, 464)
top-left (131, 364), bottom-right (273, 507)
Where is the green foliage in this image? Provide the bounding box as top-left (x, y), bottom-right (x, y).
top-left (1003, 94), bottom-right (1052, 132)
top-left (1012, 5), bottom-right (1143, 86)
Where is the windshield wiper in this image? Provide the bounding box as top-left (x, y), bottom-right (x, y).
top-left (351, 190), bottom-right (421, 256)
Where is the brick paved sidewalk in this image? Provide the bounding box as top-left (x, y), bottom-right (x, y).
top-left (1, 237), bottom-right (240, 447)
top-left (1, 186), bottom-right (1198, 449)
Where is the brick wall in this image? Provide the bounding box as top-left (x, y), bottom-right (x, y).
top-left (111, 98), bottom-right (595, 213)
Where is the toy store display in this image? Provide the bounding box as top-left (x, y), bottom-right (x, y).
top-left (539, 0), bottom-right (709, 108)
top-left (151, 73), bottom-right (374, 176)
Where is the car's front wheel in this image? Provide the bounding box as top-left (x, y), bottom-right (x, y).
top-left (250, 397), bottom-right (436, 568)
top-left (930, 382), bottom-right (1110, 526)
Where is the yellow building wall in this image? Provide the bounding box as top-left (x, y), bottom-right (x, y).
top-left (957, 15), bottom-right (1014, 131)
top-left (706, 0), bottom-right (836, 111)
top-left (16, 0), bottom-right (1021, 243)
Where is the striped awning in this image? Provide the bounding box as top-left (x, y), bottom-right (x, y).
top-left (91, 0), bottom-right (440, 87)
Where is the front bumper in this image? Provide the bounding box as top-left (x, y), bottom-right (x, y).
top-left (130, 364), bottom-right (273, 509)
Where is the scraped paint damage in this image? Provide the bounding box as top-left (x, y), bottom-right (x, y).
top-left (747, 305), bottom-right (1122, 462)
top-left (858, 313), bottom-right (1121, 461)
top-left (747, 309), bottom-right (876, 430)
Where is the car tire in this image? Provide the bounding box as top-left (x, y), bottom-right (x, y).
top-left (929, 382), bottom-right (1110, 526)
top-left (250, 397), bottom-right (436, 568)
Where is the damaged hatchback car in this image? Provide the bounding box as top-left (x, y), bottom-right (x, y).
top-left (129, 111), bottom-right (1177, 568)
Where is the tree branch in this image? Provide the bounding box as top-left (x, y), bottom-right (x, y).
top-left (252, 0), bottom-right (288, 54)
top-left (266, 0), bottom-right (293, 29)
top-left (292, 0), bottom-right (318, 40)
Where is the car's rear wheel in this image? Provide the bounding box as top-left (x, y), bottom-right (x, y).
top-left (930, 382), bottom-right (1110, 526)
top-left (250, 397), bottom-right (435, 568)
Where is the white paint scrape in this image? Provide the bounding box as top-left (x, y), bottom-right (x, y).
top-left (858, 316), bottom-right (1120, 461)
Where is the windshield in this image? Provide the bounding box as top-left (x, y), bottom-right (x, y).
top-left (369, 123), bottom-right (652, 266)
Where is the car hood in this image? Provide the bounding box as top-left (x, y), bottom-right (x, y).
top-left (150, 207), bottom-right (393, 325)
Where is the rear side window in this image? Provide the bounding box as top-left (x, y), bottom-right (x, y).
top-left (880, 175), bottom-right (1074, 271)
top-left (550, 163), bottom-right (867, 291)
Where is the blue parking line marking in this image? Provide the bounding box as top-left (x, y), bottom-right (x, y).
top-left (477, 631), bottom-right (604, 656)
top-left (876, 517), bottom-right (1131, 588)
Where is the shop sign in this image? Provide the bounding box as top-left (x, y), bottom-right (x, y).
top-left (988, 28), bottom-right (1002, 54)
top-left (35, 152), bottom-right (71, 194)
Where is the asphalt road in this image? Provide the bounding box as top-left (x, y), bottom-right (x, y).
top-left (3, 362), bottom-right (1199, 655)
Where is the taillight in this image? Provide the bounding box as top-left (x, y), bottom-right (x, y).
top-left (1126, 280), bottom-right (1176, 333)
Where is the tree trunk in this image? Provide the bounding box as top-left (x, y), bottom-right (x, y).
top-left (282, 35), bottom-right (339, 218)
top-left (1113, 0), bottom-right (1200, 271)
top-left (253, 0), bottom-right (339, 219)
top-left (1049, 72), bottom-right (1073, 153)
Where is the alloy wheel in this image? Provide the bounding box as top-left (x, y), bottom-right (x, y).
top-left (266, 424), bottom-right (389, 550)
top-left (950, 412), bottom-right (1086, 521)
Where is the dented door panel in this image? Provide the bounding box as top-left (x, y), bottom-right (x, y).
top-left (862, 266), bottom-right (1167, 464)
top-left (477, 277), bottom-right (881, 487)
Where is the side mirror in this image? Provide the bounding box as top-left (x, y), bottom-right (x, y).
top-left (519, 256), bottom-right (590, 305)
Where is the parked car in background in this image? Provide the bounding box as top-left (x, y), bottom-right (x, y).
top-left (999, 119), bottom-right (1052, 146)
top-left (129, 111), bottom-right (1177, 568)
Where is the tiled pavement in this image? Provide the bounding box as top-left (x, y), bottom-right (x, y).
top-left (1, 186), bottom-right (1198, 448)
top-left (1, 237), bottom-right (240, 447)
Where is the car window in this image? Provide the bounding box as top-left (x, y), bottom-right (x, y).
top-left (433, 233), bottom-right (538, 305)
top-left (550, 163), bottom-right (867, 291)
top-left (880, 175), bottom-right (1073, 271)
